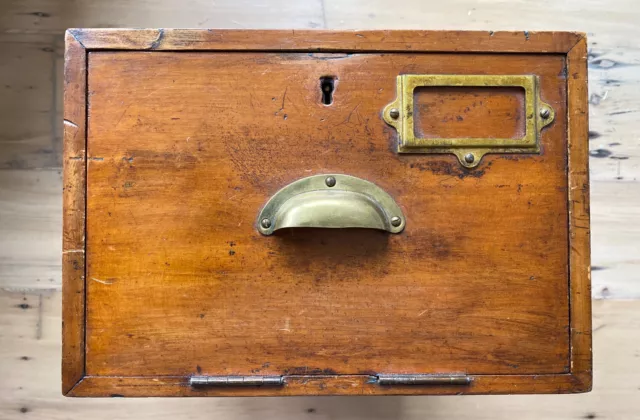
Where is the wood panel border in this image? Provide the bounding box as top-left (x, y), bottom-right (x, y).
top-left (62, 30), bottom-right (87, 395)
top-left (67, 373), bottom-right (589, 397)
top-left (62, 29), bottom-right (591, 396)
top-left (566, 37), bottom-right (593, 391)
top-left (67, 29), bottom-right (582, 53)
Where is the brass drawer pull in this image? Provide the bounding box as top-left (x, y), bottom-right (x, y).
top-left (257, 174), bottom-right (405, 235)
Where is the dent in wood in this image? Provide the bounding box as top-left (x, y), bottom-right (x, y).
top-left (148, 28), bottom-right (165, 50)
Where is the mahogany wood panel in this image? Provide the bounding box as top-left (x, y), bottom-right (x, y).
top-left (62, 29), bottom-right (591, 396)
top-left (85, 52), bottom-right (568, 377)
top-left (413, 87), bottom-right (526, 139)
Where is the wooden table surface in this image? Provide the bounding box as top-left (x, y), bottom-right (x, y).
top-left (0, 0), bottom-right (638, 418)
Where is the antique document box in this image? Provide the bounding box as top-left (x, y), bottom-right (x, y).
top-left (62, 29), bottom-right (591, 396)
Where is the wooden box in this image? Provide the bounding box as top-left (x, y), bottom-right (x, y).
top-left (62, 29), bottom-right (591, 397)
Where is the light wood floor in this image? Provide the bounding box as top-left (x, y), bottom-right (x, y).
top-left (1, 0), bottom-right (639, 418)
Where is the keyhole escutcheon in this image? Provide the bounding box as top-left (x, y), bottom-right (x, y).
top-left (320, 76), bottom-right (336, 105)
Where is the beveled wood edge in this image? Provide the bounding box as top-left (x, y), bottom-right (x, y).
top-left (62, 30), bottom-right (87, 396)
top-left (62, 29), bottom-right (592, 396)
top-left (566, 37), bottom-right (593, 390)
top-left (66, 29), bottom-right (585, 53)
top-left (66, 373), bottom-right (591, 397)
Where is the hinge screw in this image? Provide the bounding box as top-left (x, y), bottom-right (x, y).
top-left (325, 176), bottom-right (336, 187)
top-left (390, 216), bottom-right (402, 227)
top-left (464, 153), bottom-right (475, 164)
top-left (540, 108), bottom-right (551, 119)
top-left (260, 218), bottom-right (272, 229)
top-left (389, 108), bottom-right (400, 119)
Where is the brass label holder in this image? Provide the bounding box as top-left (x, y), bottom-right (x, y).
top-left (382, 74), bottom-right (555, 168)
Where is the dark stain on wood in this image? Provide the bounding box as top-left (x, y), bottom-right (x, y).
top-left (408, 159), bottom-right (492, 179)
top-left (284, 367), bottom-right (338, 375)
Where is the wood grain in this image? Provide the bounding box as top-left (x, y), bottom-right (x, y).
top-left (413, 87), bottom-right (526, 139)
top-left (68, 29), bottom-right (582, 53)
top-left (1, 292), bottom-right (637, 417)
top-left (61, 30), bottom-right (86, 395)
top-left (567, 37), bottom-right (593, 389)
top-left (71, 37), bottom-right (579, 395)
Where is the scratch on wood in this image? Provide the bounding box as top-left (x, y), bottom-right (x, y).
top-left (335, 102), bottom-right (361, 126)
top-left (91, 277), bottom-right (114, 285)
top-left (278, 317), bottom-right (291, 332)
top-left (64, 119), bottom-right (79, 129)
top-left (280, 86), bottom-right (288, 111)
top-left (63, 249), bottom-right (85, 254)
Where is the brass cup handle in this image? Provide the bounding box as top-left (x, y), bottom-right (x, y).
top-left (257, 174), bottom-right (405, 235)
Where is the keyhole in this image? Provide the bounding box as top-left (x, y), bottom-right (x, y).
top-left (320, 76), bottom-right (335, 105)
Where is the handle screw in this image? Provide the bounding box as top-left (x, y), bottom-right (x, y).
top-left (540, 108), bottom-right (551, 119)
top-left (389, 108), bottom-right (400, 119)
top-left (464, 153), bottom-right (475, 164)
top-left (260, 218), bottom-right (272, 229)
top-left (391, 216), bottom-right (402, 227)
top-left (325, 176), bottom-right (336, 187)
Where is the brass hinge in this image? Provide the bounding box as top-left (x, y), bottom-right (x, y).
top-left (375, 374), bottom-right (472, 386)
top-left (189, 375), bottom-right (284, 387)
